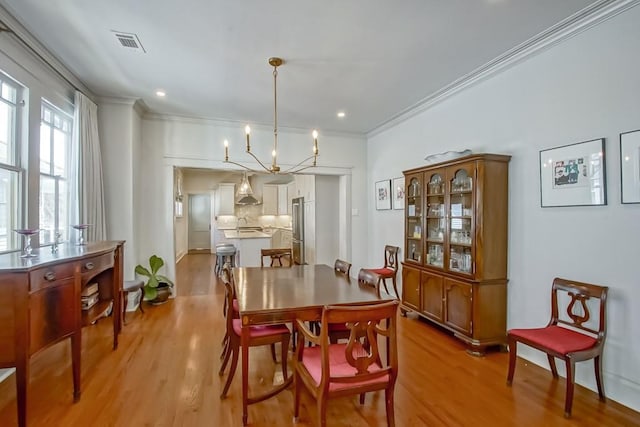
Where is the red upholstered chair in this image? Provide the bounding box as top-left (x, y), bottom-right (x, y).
top-left (324, 268), bottom-right (382, 343)
top-left (364, 245), bottom-right (399, 298)
top-left (218, 267), bottom-right (291, 399)
top-left (506, 277), bottom-right (608, 418)
top-left (294, 300), bottom-right (399, 427)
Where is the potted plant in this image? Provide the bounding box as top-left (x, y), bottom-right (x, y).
top-left (135, 255), bottom-right (174, 305)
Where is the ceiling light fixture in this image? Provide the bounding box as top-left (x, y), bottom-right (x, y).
top-left (223, 57), bottom-right (318, 174)
top-left (156, 90), bottom-right (166, 97)
top-left (337, 111), bottom-right (345, 118)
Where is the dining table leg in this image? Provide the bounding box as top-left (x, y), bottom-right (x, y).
top-left (241, 321), bottom-right (250, 426)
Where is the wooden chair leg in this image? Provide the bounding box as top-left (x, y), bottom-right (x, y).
top-left (506, 338), bottom-right (517, 385)
top-left (293, 368), bottom-right (301, 421)
top-left (564, 359), bottom-right (576, 418)
top-left (359, 393), bottom-right (365, 404)
top-left (281, 336), bottom-right (289, 379)
top-left (318, 391), bottom-right (327, 427)
top-left (219, 339), bottom-right (232, 376)
top-left (594, 355), bottom-right (606, 401)
top-left (547, 354), bottom-right (559, 378)
top-left (381, 278), bottom-right (390, 295)
top-left (386, 386), bottom-right (396, 427)
top-left (391, 276), bottom-right (399, 299)
top-left (137, 289), bottom-right (145, 314)
top-left (270, 343), bottom-right (277, 363)
top-left (220, 345), bottom-right (239, 399)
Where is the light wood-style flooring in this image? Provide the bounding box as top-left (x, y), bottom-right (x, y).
top-left (0, 254), bottom-right (638, 426)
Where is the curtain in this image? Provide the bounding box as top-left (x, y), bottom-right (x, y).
top-left (72, 91), bottom-right (107, 241)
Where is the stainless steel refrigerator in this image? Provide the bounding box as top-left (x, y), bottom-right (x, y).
top-left (292, 197), bottom-right (304, 264)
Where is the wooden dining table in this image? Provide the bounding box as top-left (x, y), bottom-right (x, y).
top-left (233, 263), bottom-right (392, 426)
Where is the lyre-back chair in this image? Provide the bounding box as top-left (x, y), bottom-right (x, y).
top-left (364, 245), bottom-right (399, 298)
top-left (506, 277), bottom-right (608, 418)
top-left (294, 300), bottom-right (399, 427)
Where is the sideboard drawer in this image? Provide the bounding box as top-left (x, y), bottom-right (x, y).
top-left (29, 262), bottom-right (76, 292)
top-left (81, 252), bottom-right (114, 279)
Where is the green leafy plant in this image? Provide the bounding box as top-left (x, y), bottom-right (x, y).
top-left (135, 255), bottom-right (174, 301)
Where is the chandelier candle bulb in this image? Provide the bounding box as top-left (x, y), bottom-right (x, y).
top-left (224, 140), bottom-right (229, 161)
top-left (245, 125), bottom-right (251, 151)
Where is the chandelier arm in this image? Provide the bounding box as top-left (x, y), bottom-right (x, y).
top-left (224, 159), bottom-right (269, 174)
top-left (281, 155), bottom-right (318, 174)
top-left (245, 150), bottom-right (276, 173)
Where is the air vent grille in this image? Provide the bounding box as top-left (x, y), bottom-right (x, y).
top-left (112, 31), bottom-right (146, 53)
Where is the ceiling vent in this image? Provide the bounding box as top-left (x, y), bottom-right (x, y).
top-left (112, 31), bottom-right (146, 53)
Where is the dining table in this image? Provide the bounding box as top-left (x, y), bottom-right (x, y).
top-left (233, 263), bottom-right (393, 426)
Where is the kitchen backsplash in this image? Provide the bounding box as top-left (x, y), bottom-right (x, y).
top-left (216, 205), bottom-right (291, 229)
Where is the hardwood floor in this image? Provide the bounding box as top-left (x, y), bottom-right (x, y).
top-left (0, 253), bottom-right (638, 426)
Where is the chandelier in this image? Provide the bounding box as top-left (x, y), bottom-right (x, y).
top-left (223, 57), bottom-right (318, 174)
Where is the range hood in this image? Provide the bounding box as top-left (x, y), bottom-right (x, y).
top-left (235, 173), bottom-right (260, 205)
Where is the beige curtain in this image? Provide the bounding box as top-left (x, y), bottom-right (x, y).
top-left (72, 91), bottom-right (107, 241)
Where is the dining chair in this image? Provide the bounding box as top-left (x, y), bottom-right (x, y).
top-left (218, 267), bottom-right (291, 399)
top-left (363, 245), bottom-right (399, 298)
top-left (261, 247), bottom-right (293, 267)
top-left (294, 300), bottom-right (399, 427)
top-left (334, 259), bottom-right (352, 277)
top-left (324, 269), bottom-right (382, 343)
top-left (506, 277), bottom-right (608, 418)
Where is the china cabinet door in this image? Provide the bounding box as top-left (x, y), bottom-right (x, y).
top-left (421, 271), bottom-right (443, 322)
top-left (446, 163), bottom-right (475, 276)
top-left (424, 169), bottom-right (446, 269)
top-left (405, 172), bottom-right (424, 264)
top-left (402, 264), bottom-right (421, 311)
top-left (444, 278), bottom-right (472, 335)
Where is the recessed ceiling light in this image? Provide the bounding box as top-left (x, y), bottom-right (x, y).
top-left (337, 111), bottom-right (346, 118)
top-left (156, 90), bottom-right (166, 97)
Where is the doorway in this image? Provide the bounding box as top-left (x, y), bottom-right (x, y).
top-left (188, 194), bottom-right (211, 251)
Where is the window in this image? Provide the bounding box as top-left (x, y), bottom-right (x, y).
top-left (39, 102), bottom-right (72, 245)
top-left (0, 74), bottom-right (24, 252)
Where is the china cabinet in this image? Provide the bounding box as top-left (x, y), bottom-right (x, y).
top-left (401, 153), bottom-right (510, 354)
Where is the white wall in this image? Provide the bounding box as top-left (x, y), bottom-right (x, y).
top-left (366, 6), bottom-right (640, 411)
top-left (315, 175), bottom-right (340, 267)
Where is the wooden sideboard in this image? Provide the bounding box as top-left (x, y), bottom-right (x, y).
top-left (0, 240), bottom-right (124, 427)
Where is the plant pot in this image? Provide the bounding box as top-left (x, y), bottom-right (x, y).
top-left (150, 284), bottom-right (172, 305)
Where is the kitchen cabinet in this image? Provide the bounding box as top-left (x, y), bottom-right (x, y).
top-left (277, 185), bottom-right (288, 215)
top-left (216, 183), bottom-right (235, 216)
top-left (286, 181), bottom-right (296, 214)
top-left (270, 229), bottom-right (282, 248)
top-left (294, 174), bottom-right (315, 202)
top-left (401, 153), bottom-right (511, 355)
top-left (280, 229), bottom-right (292, 249)
top-left (262, 184), bottom-right (278, 215)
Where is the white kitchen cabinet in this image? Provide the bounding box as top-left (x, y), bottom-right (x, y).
top-left (216, 183), bottom-right (235, 216)
top-left (294, 174), bottom-right (315, 202)
top-left (286, 181), bottom-right (296, 214)
top-left (262, 184), bottom-right (278, 215)
top-left (277, 185), bottom-right (288, 215)
top-left (271, 229), bottom-right (282, 248)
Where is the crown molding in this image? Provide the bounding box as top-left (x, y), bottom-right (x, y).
top-left (367, 0), bottom-right (640, 138)
top-left (145, 112), bottom-right (366, 140)
top-left (0, 4), bottom-right (95, 99)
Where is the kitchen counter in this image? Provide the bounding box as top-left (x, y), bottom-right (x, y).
top-left (223, 230), bottom-right (271, 239)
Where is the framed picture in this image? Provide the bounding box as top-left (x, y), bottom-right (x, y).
top-left (375, 180), bottom-right (392, 210)
top-left (620, 129), bottom-right (640, 204)
top-left (392, 177), bottom-right (405, 210)
top-left (539, 138), bottom-right (607, 207)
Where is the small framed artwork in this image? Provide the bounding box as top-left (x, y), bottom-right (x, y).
top-left (539, 138), bottom-right (607, 207)
top-left (392, 177), bottom-right (405, 210)
top-left (375, 179), bottom-right (392, 210)
top-left (620, 129), bottom-right (640, 204)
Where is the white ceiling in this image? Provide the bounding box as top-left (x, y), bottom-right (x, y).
top-left (0, 0), bottom-right (598, 135)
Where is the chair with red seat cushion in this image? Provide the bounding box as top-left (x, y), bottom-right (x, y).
top-left (294, 300), bottom-right (399, 427)
top-left (506, 277), bottom-right (608, 418)
top-left (364, 245), bottom-right (399, 298)
top-left (218, 267), bottom-right (290, 399)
